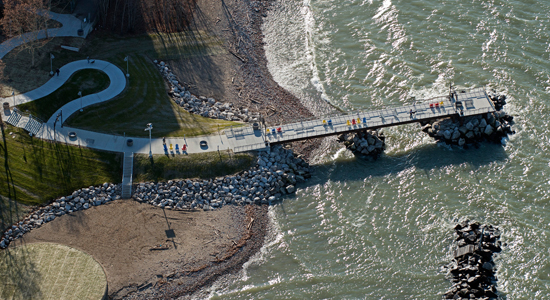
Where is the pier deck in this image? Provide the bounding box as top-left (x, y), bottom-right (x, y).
top-left (226, 87), bottom-right (496, 152)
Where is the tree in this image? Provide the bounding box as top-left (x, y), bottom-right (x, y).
top-left (1, 0), bottom-right (51, 67)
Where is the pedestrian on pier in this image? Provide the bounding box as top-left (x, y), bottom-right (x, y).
top-left (409, 109), bottom-right (415, 118)
top-left (162, 137), bottom-right (166, 145)
top-left (87, 56), bottom-right (90, 63)
top-left (55, 68), bottom-right (60, 76)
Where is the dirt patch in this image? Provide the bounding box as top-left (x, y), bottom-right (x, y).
top-left (10, 200), bottom-right (267, 299)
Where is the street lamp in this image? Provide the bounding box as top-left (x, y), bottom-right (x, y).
top-left (78, 91), bottom-right (83, 112)
top-left (144, 123), bottom-right (153, 158)
top-left (50, 53), bottom-right (54, 76)
top-left (124, 56), bottom-right (129, 78)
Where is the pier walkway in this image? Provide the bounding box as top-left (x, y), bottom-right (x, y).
top-left (227, 87), bottom-right (496, 152)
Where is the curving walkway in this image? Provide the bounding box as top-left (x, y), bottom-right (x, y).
top-left (0, 10), bottom-right (92, 59)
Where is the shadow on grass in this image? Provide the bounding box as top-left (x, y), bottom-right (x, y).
top-left (0, 244), bottom-right (42, 299)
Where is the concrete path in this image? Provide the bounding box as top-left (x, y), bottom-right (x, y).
top-left (0, 10), bottom-right (92, 60)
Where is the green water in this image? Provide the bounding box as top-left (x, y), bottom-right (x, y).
top-left (207, 0), bottom-right (550, 299)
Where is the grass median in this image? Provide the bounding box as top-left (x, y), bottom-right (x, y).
top-left (133, 152), bottom-right (256, 182)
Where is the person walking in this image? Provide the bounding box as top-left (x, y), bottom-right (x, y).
top-left (55, 68), bottom-right (60, 76)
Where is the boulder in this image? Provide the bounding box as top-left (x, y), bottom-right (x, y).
top-left (451, 130), bottom-right (461, 140)
top-left (286, 185), bottom-right (295, 193)
top-left (484, 125), bottom-right (494, 135)
top-left (458, 138), bottom-right (466, 146)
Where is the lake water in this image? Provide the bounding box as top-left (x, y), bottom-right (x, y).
top-left (207, 0), bottom-right (550, 298)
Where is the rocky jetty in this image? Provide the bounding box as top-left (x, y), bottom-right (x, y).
top-left (0, 183), bottom-right (121, 249)
top-left (338, 130), bottom-right (386, 158)
top-left (444, 220), bottom-right (502, 299)
top-left (133, 145), bottom-right (310, 210)
top-left (421, 92), bottom-right (515, 146)
top-left (155, 60), bottom-right (257, 123)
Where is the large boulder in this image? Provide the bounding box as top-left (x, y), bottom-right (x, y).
top-left (484, 125), bottom-right (494, 135)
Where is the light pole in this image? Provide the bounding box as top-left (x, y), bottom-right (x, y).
top-left (124, 56), bottom-right (129, 78)
top-left (78, 91), bottom-right (83, 112)
top-left (50, 53), bottom-right (54, 76)
top-left (145, 123), bottom-right (153, 158)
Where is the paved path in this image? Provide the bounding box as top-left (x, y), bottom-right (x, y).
top-left (0, 10), bottom-right (92, 59)
top-left (0, 11), bottom-right (496, 157)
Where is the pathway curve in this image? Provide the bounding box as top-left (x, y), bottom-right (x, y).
top-left (0, 10), bottom-right (92, 59)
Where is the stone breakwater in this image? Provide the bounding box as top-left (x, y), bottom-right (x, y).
top-left (155, 60), bottom-right (257, 123)
top-left (444, 220), bottom-right (502, 300)
top-left (338, 130), bottom-right (386, 158)
top-left (421, 93), bottom-right (514, 146)
top-left (0, 183), bottom-right (122, 249)
top-left (133, 146), bottom-right (311, 210)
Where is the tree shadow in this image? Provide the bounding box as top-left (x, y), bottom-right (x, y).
top-left (0, 243), bottom-right (42, 299)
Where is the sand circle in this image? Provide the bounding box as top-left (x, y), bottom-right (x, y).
top-left (0, 243), bottom-right (107, 300)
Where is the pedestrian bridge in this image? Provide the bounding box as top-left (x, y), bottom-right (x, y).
top-left (226, 87), bottom-right (496, 152)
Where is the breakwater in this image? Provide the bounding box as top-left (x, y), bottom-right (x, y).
top-left (444, 221), bottom-right (502, 299)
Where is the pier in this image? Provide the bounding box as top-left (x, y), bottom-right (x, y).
top-left (227, 87), bottom-right (496, 152)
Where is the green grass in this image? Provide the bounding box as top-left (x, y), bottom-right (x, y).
top-left (65, 54), bottom-right (239, 138)
top-left (0, 243), bottom-right (107, 300)
top-left (17, 69), bottom-right (110, 121)
top-left (0, 124), bottom-right (122, 206)
top-left (133, 152), bottom-right (256, 182)
top-left (0, 196), bottom-right (31, 233)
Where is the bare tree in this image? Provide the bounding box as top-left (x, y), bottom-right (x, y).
top-left (1, 0), bottom-right (51, 67)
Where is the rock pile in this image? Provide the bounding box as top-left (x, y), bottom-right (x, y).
top-left (133, 145), bottom-right (311, 210)
top-left (421, 92), bottom-right (515, 146)
top-left (338, 130), bottom-right (386, 158)
top-left (0, 183), bottom-right (121, 249)
top-left (444, 220), bottom-right (502, 299)
top-left (154, 60), bottom-right (256, 122)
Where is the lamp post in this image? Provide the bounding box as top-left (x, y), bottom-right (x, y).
top-left (145, 123), bottom-right (153, 158)
top-left (78, 91), bottom-right (83, 112)
top-left (124, 56), bottom-right (129, 78)
top-left (50, 53), bottom-right (54, 76)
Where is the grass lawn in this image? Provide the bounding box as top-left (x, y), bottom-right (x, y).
top-left (66, 54), bottom-right (239, 138)
top-left (0, 243), bottom-right (107, 300)
top-left (17, 69), bottom-right (110, 121)
top-left (0, 196), bottom-right (31, 233)
top-left (1, 31), bottom-right (239, 137)
top-left (133, 151), bottom-right (255, 182)
top-left (0, 124), bottom-right (122, 206)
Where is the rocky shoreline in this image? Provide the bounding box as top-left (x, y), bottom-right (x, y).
top-left (444, 220), bottom-right (503, 299)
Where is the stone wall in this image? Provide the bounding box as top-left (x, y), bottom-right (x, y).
top-left (155, 60), bottom-right (257, 123)
top-left (338, 130), bottom-right (386, 158)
